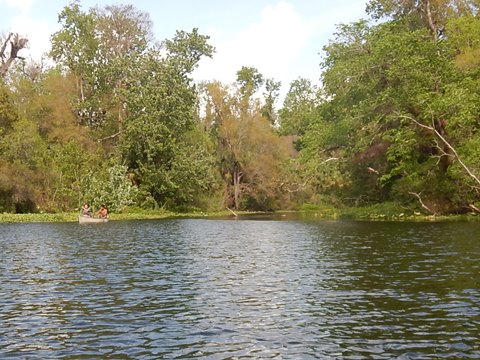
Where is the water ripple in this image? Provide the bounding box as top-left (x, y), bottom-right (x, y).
top-left (0, 219), bottom-right (479, 358)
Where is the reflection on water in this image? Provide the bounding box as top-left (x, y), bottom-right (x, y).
top-left (0, 218), bottom-right (479, 358)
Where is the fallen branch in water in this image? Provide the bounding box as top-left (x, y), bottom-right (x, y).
top-left (226, 207), bottom-right (238, 217)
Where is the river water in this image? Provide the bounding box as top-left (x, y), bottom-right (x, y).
top-left (0, 216), bottom-right (479, 359)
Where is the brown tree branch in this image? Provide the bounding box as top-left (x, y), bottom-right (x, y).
top-left (424, 0), bottom-right (438, 40)
top-left (409, 192), bottom-right (435, 214)
top-left (468, 204), bottom-right (480, 213)
top-left (0, 33), bottom-right (12, 59)
top-left (226, 207), bottom-right (238, 217)
top-left (399, 114), bottom-right (480, 186)
top-left (320, 157), bottom-right (339, 165)
top-left (431, 138), bottom-right (453, 165)
top-left (97, 131), bottom-right (122, 143)
top-left (0, 33), bottom-right (28, 78)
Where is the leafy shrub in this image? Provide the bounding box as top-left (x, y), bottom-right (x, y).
top-left (82, 164), bottom-right (138, 212)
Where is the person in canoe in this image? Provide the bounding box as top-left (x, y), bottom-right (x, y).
top-left (81, 202), bottom-right (92, 217)
top-left (97, 204), bottom-right (109, 219)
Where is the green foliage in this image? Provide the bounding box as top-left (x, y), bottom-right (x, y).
top-left (0, 117), bottom-right (48, 212)
top-left (200, 79), bottom-right (293, 211)
top-left (380, 127), bottom-right (418, 184)
top-left (46, 141), bottom-right (101, 211)
top-left (49, 3), bottom-right (99, 73)
top-left (119, 29), bottom-right (215, 209)
top-left (0, 83), bottom-right (19, 133)
top-left (50, 3), bottom-right (155, 133)
top-left (236, 66), bottom-right (264, 98)
top-left (446, 16), bottom-right (480, 70)
top-left (366, 0), bottom-right (479, 38)
top-left (50, 4), bottom-right (216, 212)
top-left (278, 77), bottom-right (322, 136)
top-left (340, 201), bottom-right (408, 220)
top-left (82, 164), bottom-right (138, 212)
top-left (261, 78), bottom-right (281, 125)
top-left (130, 129), bottom-right (219, 208)
top-left (164, 28), bottom-right (215, 75)
top-left (288, 12), bottom-right (480, 213)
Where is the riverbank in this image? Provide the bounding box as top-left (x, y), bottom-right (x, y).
top-left (296, 201), bottom-right (480, 222)
top-left (0, 210), bottom-right (205, 223)
top-left (0, 207), bottom-right (478, 223)
top-left (0, 208), bottom-right (257, 223)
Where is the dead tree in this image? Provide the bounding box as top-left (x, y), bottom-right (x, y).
top-left (0, 33), bottom-right (28, 78)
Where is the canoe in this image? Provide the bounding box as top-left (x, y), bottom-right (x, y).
top-left (78, 215), bottom-right (108, 224)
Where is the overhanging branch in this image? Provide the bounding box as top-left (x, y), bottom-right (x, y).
top-left (398, 113), bottom-right (480, 187)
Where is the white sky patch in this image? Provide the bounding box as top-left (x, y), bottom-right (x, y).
top-left (289, 1), bottom-right (368, 83)
top-left (309, 0), bottom-right (367, 42)
top-left (194, 1), bottom-right (309, 89)
top-left (10, 14), bottom-right (53, 60)
top-left (0, 0), bottom-right (34, 13)
top-left (0, 0), bottom-right (367, 103)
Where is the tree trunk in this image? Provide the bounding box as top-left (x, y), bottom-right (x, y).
top-left (433, 119), bottom-right (454, 172)
top-left (423, 0), bottom-right (438, 40)
top-left (233, 167), bottom-right (242, 210)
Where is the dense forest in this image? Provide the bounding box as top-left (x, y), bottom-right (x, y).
top-left (1, 0), bottom-right (479, 215)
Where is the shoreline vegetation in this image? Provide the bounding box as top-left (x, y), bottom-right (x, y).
top-left (0, 207), bottom-right (478, 224)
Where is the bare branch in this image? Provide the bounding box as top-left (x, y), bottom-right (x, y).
top-left (320, 157), bottom-right (339, 165)
top-left (0, 33), bottom-right (28, 78)
top-left (424, 0), bottom-right (438, 40)
top-left (399, 113), bottom-right (480, 186)
top-left (468, 204), bottom-right (480, 213)
top-left (226, 207), bottom-right (238, 217)
top-left (0, 33), bottom-right (13, 59)
top-left (97, 131), bottom-right (122, 143)
top-left (430, 138), bottom-right (453, 165)
top-left (409, 192), bottom-right (436, 214)
top-left (21, 59), bottom-right (45, 82)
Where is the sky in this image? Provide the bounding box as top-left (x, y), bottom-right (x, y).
top-left (0, 0), bottom-right (368, 101)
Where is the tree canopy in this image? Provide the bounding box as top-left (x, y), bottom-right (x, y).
top-left (1, 1), bottom-right (479, 215)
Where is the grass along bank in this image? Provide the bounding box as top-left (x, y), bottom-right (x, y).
top-left (0, 209), bottom-right (246, 223)
top-left (1, 203), bottom-right (478, 223)
top-left (0, 210), bottom-right (174, 223)
top-left (298, 202), bottom-right (480, 222)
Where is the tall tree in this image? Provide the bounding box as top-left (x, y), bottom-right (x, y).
top-left (50, 2), bottom-right (99, 124)
top-left (120, 29), bottom-right (216, 208)
top-left (50, 2), bottom-right (153, 139)
top-left (201, 80), bottom-right (292, 210)
top-left (236, 66), bottom-right (264, 114)
top-left (262, 78), bottom-right (281, 125)
top-left (278, 77), bottom-right (322, 137)
top-left (236, 66), bottom-right (264, 98)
